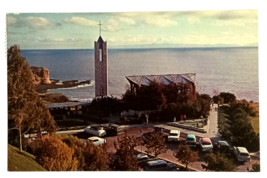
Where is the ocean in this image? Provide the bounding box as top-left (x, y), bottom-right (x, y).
top-left (21, 47), bottom-right (259, 102)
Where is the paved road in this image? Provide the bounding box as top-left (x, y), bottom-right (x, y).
top-left (206, 106), bottom-right (221, 143)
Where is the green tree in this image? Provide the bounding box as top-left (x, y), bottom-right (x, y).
top-left (173, 144), bottom-right (199, 170)
top-left (110, 135), bottom-right (139, 171)
top-left (204, 153), bottom-right (236, 171)
top-left (250, 163), bottom-right (260, 172)
top-left (218, 103), bottom-right (259, 151)
top-left (8, 45), bottom-right (57, 151)
top-left (143, 132), bottom-right (167, 158)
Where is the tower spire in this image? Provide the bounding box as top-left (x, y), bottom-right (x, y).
top-left (98, 21), bottom-right (102, 36)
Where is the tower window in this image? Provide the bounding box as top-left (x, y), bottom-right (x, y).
top-left (99, 49), bottom-right (102, 61)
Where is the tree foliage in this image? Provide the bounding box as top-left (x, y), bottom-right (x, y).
top-left (123, 81), bottom-right (211, 122)
top-left (35, 136), bottom-right (78, 171)
top-left (8, 45), bottom-right (57, 151)
top-left (250, 163), bottom-right (260, 172)
top-left (110, 135), bottom-right (139, 171)
top-left (220, 92), bottom-right (236, 104)
top-left (58, 135), bottom-right (110, 171)
top-left (173, 144), bottom-right (199, 169)
top-left (123, 82), bottom-right (166, 111)
top-left (83, 140), bottom-right (110, 171)
top-left (204, 153), bottom-right (236, 172)
top-left (218, 104), bottom-right (259, 151)
top-left (142, 132), bottom-right (167, 158)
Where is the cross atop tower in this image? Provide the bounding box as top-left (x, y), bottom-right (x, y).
top-left (98, 21), bottom-right (102, 36)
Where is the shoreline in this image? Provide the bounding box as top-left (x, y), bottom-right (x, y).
top-left (36, 80), bottom-right (91, 93)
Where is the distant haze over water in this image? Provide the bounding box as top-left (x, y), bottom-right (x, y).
top-left (21, 47), bottom-right (259, 102)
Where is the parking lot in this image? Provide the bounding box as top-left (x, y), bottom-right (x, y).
top-left (73, 127), bottom-right (260, 172)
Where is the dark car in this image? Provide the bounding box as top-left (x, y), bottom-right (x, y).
top-left (213, 141), bottom-right (231, 156)
top-left (101, 123), bottom-right (125, 136)
top-left (143, 159), bottom-right (177, 171)
top-left (136, 153), bottom-right (157, 168)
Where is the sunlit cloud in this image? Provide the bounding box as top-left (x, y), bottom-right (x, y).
top-left (24, 17), bottom-right (51, 29)
top-left (66, 17), bottom-right (98, 27)
top-left (118, 17), bottom-right (136, 25)
top-left (37, 37), bottom-right (83, 42)
top-left (6, 10), bottom-right (258, 49)
top-left (103, 19), bottom-right (119, 32)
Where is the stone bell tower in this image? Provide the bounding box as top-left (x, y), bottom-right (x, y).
top-left (94, 21), bottom-right (108, 97)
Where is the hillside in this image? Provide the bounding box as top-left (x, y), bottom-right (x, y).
top-left (8, 144), bottom-right (46, 171)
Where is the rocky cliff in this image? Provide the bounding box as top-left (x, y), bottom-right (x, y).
top-left (30, 66), bottom-right (51, 84)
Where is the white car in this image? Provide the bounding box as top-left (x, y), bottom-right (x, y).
top-left (84, 125), bottom-right (106, 137)
top-left (199, 138), bottom-right (213, 152)
top-left (168, 130), bottom-right (180, 142)
top-left (233, 146), bottom-right (251, 162)
top-left (86, 136), bottom-right (106, 146)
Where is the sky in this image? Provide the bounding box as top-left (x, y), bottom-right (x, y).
top-left (6, 10), bottom-right (258, 49)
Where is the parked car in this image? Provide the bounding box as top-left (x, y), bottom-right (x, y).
top-left (137, 153), bottom-right (149, 166)
top-left (136, 153), bottom-right (158, 167)
top-left (143, 159), bottom-right (177, 171)
top-left (86, 136), bottom-right (106, 146)
top-left (186, 134), bottom-right (196, 147)
top-left (199, 138), bottom-right (213, 152)
top-left (213, 141), bottom-right (231, 155)
top-left (102, 124), bottom-right (125, 136)
top-left (168, 130), bottom-right (180, 142)
top-left (84, 125), bottom-right (106, 137)
top-left (233, 146), bottom-right (251, 162)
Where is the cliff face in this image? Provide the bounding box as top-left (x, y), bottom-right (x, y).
top-left (30, 66), bottom-right (51, 84)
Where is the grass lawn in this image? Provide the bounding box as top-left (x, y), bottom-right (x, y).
top-left (251, 116), bottom-right (259, 134)
top-left (179, 121), bottom-right (203, 128)
top-left (250, 103), bottom-right (260, 134)
top-left (8, 144), bottom-right (46, 171)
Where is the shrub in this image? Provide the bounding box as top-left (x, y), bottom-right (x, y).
top-left (204, 153), bottom-right (236, 171)
top-left (35, 135), bottom-right (78, 171)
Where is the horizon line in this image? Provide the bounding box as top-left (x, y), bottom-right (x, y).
top-left (20, 46), bottom-right (258, 50)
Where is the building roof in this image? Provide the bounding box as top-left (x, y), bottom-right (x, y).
top-left (97, 36), bottom-right (104, 43)
top-left (186, 134), bottom-right (196, 139)
top-left (218, 141), bottom-right (229, 146)
top-left (46, 101), bottom-right (91, 109)
top-left (125, 73), bottom-right (196, 87)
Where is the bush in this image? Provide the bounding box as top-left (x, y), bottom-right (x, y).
top-left (80, 114), bottom-right (109, 124)
top-left (220, 92), bottom-right (236, 104)
top-left (204, 153), bottom-right (236, 171)
top-left (35, 135), bottom-right (78, 171)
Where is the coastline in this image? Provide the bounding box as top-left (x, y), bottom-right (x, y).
top-left (36, 80), bottom-right (91, 93)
